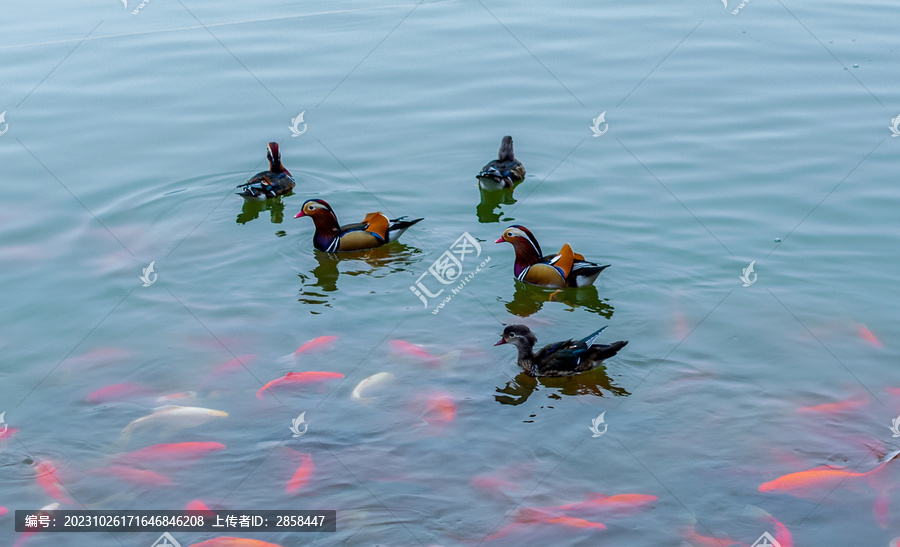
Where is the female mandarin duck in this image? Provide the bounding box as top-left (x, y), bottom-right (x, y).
top-left (294, 199), bottom-right (423, 252)
top-left (495, 324), bottom-right (627, 377)
top-left (477, 136), bottom-right (526, 189)
top-left (495, 225), bottom-right (610, 288)
top-left (236, 142), bottom-right (295, 201)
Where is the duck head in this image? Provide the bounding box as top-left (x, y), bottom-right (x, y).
top-left (496, 225), bottom-right (543, 274)
top-left (498, 135), bottom-right (515, 162)
top-left (266, 142), bottom-right (290, 174)
top-left (495, 324), bottom-right (538, 356)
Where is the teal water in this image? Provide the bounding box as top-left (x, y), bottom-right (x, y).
top-left (2, 0), bottom-right (899, 545)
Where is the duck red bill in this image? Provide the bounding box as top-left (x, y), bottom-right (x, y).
top-left (494, 338), bottom-right (507, 346)
top-left (494, 237), bottom-right (504, 243)
top-left (294, 211), bottom-right (306, 218)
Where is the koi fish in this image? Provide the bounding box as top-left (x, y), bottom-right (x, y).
top-left (100, 465), bottom-right (174, 487)
top-left (286, 452), bottom-right (314, 494)
top-left (33, 460), bottom-right (74, 505)
top-left (186, 500), bottom-right (217, 517)
top-left (86, 382), bottom-right (152, 403)
top-left (470, 475), bottom-right (520, 494)
top-left (857, 323), bottom-right (882, 348)
top-left (189, 539), bottom-right (285, 547)
top-left (351, 372), bottom-right (394, 401)
top-left (114, 442), bottom-right (225, 464)
top-left (213, 355), bottom-right (257, 375)
top-left (418, 392), bottom-right (457, 425)
top-left (256, 371), bottom-right (343, 399)
top-left (541, 492), bottom-right (658, 515)
top-left (888, 388), bottom-right (900, 397)
top-left (681, 521), bottom-right (742, 547)
top-left (118, 405), bottom-right (228, 445)
top-left (0, 426), bottom-right (18, 442)
top-left (796, 394), bottom-right (869, 414)
top-left (389, 340), bottom-right (460, 368)
top-left (155, 391), bottom-right (199, 404)
top-left (759, 457), bottom-right (895, 495)
top-left (0, 506), bottom-right (7, 517)
top-left (295, 336), bottom-right (337, 355)
top-left (516, 508), bottom-right (606, 530)
top-left (13, 503), bottom-right (59, 547)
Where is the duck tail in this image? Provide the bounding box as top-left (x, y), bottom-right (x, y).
top-left (588, 340), bottom-right (628, 362)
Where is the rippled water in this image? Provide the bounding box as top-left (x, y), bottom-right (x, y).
top-left (2, 0), bottom-right (899, 545)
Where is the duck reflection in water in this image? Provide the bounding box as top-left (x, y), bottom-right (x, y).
top-left (495, 367), bottom-right (630, 405)
top-left (298, 244), bottom-right (422, 305)
top-left (503, 280), bottom-right (614, 318)
top-left (236, 194), bottom-right (291, 224)
top-left (476, 185), bottom-right (519, 224)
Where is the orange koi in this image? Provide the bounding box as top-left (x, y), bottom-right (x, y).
top-left (471, 475), bottom-right (520, 494)
top-left (115, 442), bottom-right (225, 464)
top-left (214, 354), bottom-right (257, 375)
top-left (0, 426), bottom-right (18, 442)
top-left (888, 388), bottom-right (900, 397)
top-left (390, 339), bottom-right (435, 360)
top-left (423, 395), bottom-right (456, 424)
top-left (544, 492), bottom-right (658, 515)
top-left (33, 460), bottom-right (74, 505)
top-left (294, 336), bottom-right (337, 355)
top-left (186, 500), bottom-right (216, 518)
top-left (189, 539), bottom-right (284, 547)
top-left (0, 506), bottom-right (7, 517)
top-left (857, 323), bottom-right (882, 348)
top-left (796, 394), bottom-right (869, 414)
top-left (86, 382), bottom-right (152, 403)
top-left (681, 521), bottom-right (743, 547)
top-left (286, 452), bottom-right (314, 494)
top-left (256, 371), bottom-right (343, 399)
top-left (759, 459), bottom-right (892, 495)
top-left (516, 508), bottom-right (605, 530)
top-left (101, 465), bottom-right (173, 487)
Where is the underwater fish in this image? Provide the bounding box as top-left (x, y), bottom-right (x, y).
top-left (257, 372), bottom-right (343, 399)
top-left (118, 405), bottom-right (228, 445)
top-left (351, 372), bottom-right (394, 401)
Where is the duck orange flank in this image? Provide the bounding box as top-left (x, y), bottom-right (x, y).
top-left (495, 225), bottom-right (609, 288)
top-left (294, 199), bottom-right (422, 252)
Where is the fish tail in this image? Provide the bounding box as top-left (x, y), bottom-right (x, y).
top-left (436, 350), bottom-right (461, 368)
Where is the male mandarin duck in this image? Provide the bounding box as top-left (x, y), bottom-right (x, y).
top-left (495, 225), bottom-right (610, 288)
top-left (236, 142), bottom-right (295, 201)
top-left (477, 136), bottom-right (526, 189)
top-left (495, 325), bottom-right (628, 377)
top-left (294, 199), bottom-right (423, 252)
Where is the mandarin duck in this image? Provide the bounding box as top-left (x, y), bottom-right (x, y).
top-left (294, 199), bottom-right (423, 252)
top-left (495, 225), bottom-right (610, 288)
top-left (236, 142), bottom-right (295, 201)
top-left (495, 325), bottom-right (627, 377)
top-left (477, 136), bottom-right (526, 189)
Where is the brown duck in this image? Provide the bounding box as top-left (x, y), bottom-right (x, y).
top-left (495, 324), bottom-right (627, 377)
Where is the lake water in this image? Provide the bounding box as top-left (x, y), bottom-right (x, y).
top-left (2, 0), bottom-right (899, 545)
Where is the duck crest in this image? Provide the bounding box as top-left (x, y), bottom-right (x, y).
top-left (498, 136), bottom-right (515, 162)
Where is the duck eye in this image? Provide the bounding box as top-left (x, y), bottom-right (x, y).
top-left (508, 333), bottom-right (516, 338)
